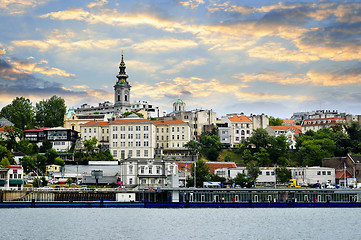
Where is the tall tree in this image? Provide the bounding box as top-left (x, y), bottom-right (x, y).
top-left (246, 161), bottom-right (260, 185)
top-left (269, 116), bottom-right (283, 126)
top-left (0, 97), bottom-right (34, 131)
top-left (185, 140), bottom-right (202, 161)
top-left (35, 95), bottom-right (66, 127)
top-left (187, 160), bottom-right (210, 187)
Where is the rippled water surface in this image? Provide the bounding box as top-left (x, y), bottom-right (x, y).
top-left (1, 208), bottom-right (361, 240)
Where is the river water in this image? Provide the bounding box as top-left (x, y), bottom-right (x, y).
top-left (1, 208), bottom-right (360, 240)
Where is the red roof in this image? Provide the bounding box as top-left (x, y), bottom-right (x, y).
top-left (111, 119), bottom-right (151, 123)
top-left (270, 125), bottom-right (301, 134)
top-left (24, 128), bottom-right (49, 132)
top-left (282, 119), bottom-right (294, 124)
top-left (81, 120), bottom-right (109, 126)
top-left (177, 161), bottom-right (237, 173)
top-left (0, 125), bottom-right (13, 132)
top-left (8, 166), bottom-right (22, 169)
top-left (228, 115), bottom-right (252, 123)
top-left (302, 118), bottom-right (345, 126)
top-left (335, 170), bottom-right (352, 179)
top-left (152, 119), bottom-right (186, 125)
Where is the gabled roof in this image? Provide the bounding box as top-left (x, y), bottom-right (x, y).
top-left (24, 128), bottom-right (49, 132)
top-left (269, 125), bottom-right (302, 134)
top-left (302, 118), bottom-right (345, 126)
top-left (111, 119), bottom-right (152, 123)
top-left (335, 170), bottom-right (352, 179)
top-left (152, 119), bottom-right (186, 125)
top-left (228, 115), bottom-right (252, 123)
top-left (206, 162), bottom-right (237, 173)
top-left (81, 120), bottom-right (109, 126)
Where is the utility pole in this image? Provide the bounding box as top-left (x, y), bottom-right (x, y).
top-left (194, 161), bottom-right (196, 188)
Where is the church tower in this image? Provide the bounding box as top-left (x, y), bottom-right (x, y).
top-left (173, 99), bottom-right (186, 113)
top-left (114, 53), bottom-right (131, 115)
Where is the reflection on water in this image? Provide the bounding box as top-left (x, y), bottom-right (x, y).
top-left (1, 208), bottom-right (360, 240)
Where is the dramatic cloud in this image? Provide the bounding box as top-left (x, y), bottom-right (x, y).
top-left (179, 0), bottom-right (205, 10)
top-left (8, 58), bottom-right (75, 77)
top-left (235, 66), bottom-right (361, 87)
top-left (131, 38), bottom-right (198, 52)
top-left (0, 0), bottom-right (48, 15)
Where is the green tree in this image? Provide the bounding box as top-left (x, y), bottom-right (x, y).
top-left (40, 176), bottom-right (48, 187)
top-left (45, 149), bottom-right (58, 165)
top-left (209, 173), bottom-right (226, 185)
top-left (40, 140), bottom-right (53, 153)
top-left (35, 154), bottom-right (47, 174)
top-left (200, 133), bottom-right (222, 161)
top-left (35, 95), bottom-right (67, 127)
top-left (269, 116), bottom-right (283, 126)
top-left (66, 177), bottom-right (73, 187)
top-left (83, 137), bottom-right (98, 154)
top-left (233, 173), bottom-right (253, 188)
top-left (246, 161), bottom-right (260, 186)
top-left (276, 167), bottom-right (292, 183)
top-left (185, 140), bottom-right (202, 161)
top-left (33, 177), bottom-right (40, 188)
top-left (20, 156), bottom-right (35, 173)
top-left (0, 157), bottom-right (10, 168)
top-left (0, 97), bottom-right (34, 131)
top-left (187, 160), bottom-right (210, 187)
top-left (0, 145), bottom-right (15, 164)
top-left (54, 157), bottom-right (65, 166)
top-left (16, 139), bottom-right (37, 155)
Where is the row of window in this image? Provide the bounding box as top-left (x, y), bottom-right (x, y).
top-left (235, 130), bottom-right (250, 135)
top-left (157, 142), bottom-right (185, 148)
top-left (157, 127), bottom-right (185, 133)
top-left (317, 171), bottom-right (332, 175)
top-left (113, 133), bottom-right (149, 139)
top-left (157, 135), bottom-right (185, 140)
top-left (113, 149), bottom-right (149, 158)
top-left (9, 174), bottom-right (22, 179)
top-left (234, 123), bottom-right (250, 128)
top-left (112, 141), bottom-right (149, 147)
top-left (113, 126), bottom-right (149, 132)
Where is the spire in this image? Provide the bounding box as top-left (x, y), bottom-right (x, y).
top-left (116, 51), bottom-right (129, 84)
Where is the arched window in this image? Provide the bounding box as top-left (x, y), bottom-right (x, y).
top-left (125, 95), bottom-right (128, 101)
top-left (118, 95), bottom-right (120, 101)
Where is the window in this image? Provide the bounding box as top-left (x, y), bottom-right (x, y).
top-left (322, 171), bottom-right (326, 175)
top-left (149, 167), bottom-right (153, 174)
top-left (144, 133), bottom-right (148, 139)
top-left (182, 127), bottom-right (184, 133)
top-left (144, 126), bottom-right (149, 131)
top-left (128, 142), bottom-right (133, 147)
top-left (128, 150), bottom-right (133, 157)
top-left (317, 171), bottom-right (321, 175)
top-left (113, 134), bottom-right (117, 139)
top-left (141, 166), bottom-right (145, 174)
top-left (161, 128), bottom-right (164, 133)
top-left (113, 150), bottom-right (117, 157)
top-left (177, 127), bottom-right (179, 132)
top-left (136, 126), bottom-right (141, 131)
top-left (266, 171), bottom-right (270, 175)
top-left (327, 171), bottom-right (331, 175)
top-left (172, 135), bottom-right (174, 140)
top-left (182, 135), bottom-right (184, 140)
top-left (128, 134), bottom-right (133, 139)
top-left (129, 178), bottom-right (133, 184)
top-left (136, 141), bottom-right (141, 146)
top-left (129, 165), bottom-right (133, 174)
top-left (89, 128), bottom-right (91, 133)
top-left (136, 134), bottom-right (141, 139)
top-left (144, 150), bottom-right (148, 157)
top-left (128, 126), bottom-right (133, 131)
top-left (144, 141), bottom-right (149, 147)
top-left (121, 150), bottom-right (125, 159)
top-left (102, 129), bottom-right (104, 134)
top-left (172, 127), bottom-right (175, 132)
top-left (94, 128), bottom-right (96, 133)
top-left (136, 150), bottom-right (141, 157)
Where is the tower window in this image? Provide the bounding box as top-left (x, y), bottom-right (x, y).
top-left (118, 95), bottom-right (120, 101)
top-left (125, 95), bottom-right (128, 101)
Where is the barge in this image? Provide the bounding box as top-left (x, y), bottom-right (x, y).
top-left (1, 187), bottom-right (361, 208)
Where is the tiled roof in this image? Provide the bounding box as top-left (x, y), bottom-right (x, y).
top-left (111, 119), bottom-right (152, 123)
top-left (282, 119), bottom-right (295, 124)
top-left (228, 115), bottom-right (252, 123)
top-left (8, 165), bottom-right (22, 169)
top-left (81, 120), bottom-right (109, 126)
top-left (23, 128), bottom-right (49, 132)
top-left (302, 118), bottom-right (345, 126)
top-left (177, 161), bottom-right (237, 173)
top-left (152, 119), bottom-right (186, 125)
top-left (270, 125), bottom-right (302, 134)
top-left (335, 170), bottom-right (352, 179)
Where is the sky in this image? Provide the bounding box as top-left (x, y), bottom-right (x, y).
top-left (0, 0), bottom-right (361, 119)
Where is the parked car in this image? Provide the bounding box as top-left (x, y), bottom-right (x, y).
top-left (309, 183), bottom-right (321, 188)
